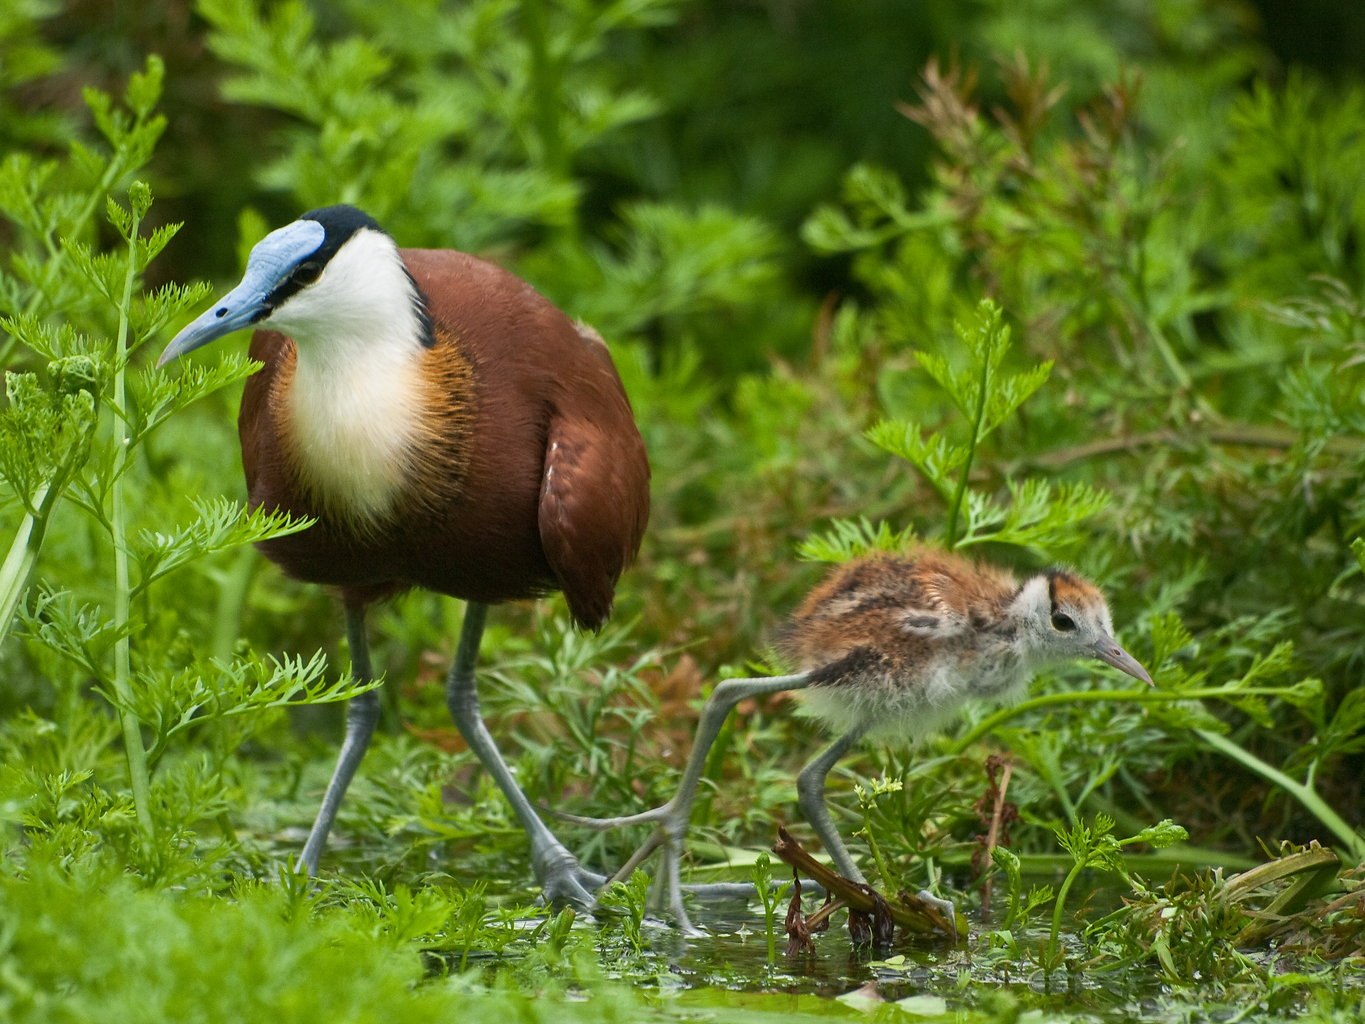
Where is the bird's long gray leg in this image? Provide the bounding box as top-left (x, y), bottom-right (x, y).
top-left (796, 726), bottom-right (869, 882)
top-left (296, 601), bottom-right (380, 875)
top-left (796, 725), bottom-right (957, 923)
top-left (444, 601), bottom-right (604, 908)
top-left (564, 673), bottom-right (812, 929)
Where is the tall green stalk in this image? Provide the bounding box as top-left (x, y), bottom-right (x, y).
top-left (0, 169), bottom-right (127, 640)
top-left (1194, 728), bottom-right (1365, 862)
top-left (0, 122), bottom-right (142, 368)
top-left (0, 58), bottom-right (165, 650)
top-left (210, 548), bottom-right (258, 664)
top-left (522, 0), bottom-right (565, 177)
top-left (109, 196), bottom-right (154, 838)
top-left (0, 483), bottom-right (52, 646)
top-left (949, 685), bottom-right (1312, 752)
top-left (949, 685), bottom-right (1365, 861)
top-left (945, 347), bottom-right (991, 548)
top-left (1045, 859), bottom-right (1087, 966)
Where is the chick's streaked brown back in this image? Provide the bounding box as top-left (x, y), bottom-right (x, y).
top-left (780, 550), bottom-right (1021, 679)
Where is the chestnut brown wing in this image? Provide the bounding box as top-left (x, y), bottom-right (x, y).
top-left (537, 393), bottom-right (649, 631)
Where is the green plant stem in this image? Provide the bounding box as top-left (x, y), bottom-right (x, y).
top-left (1141, 313), bottom-right (1193, 395)
top-left (1023, 425), bottom-right (1362, 472)
top-left (210, 547), bottom-right (258, 663)
top-left (0, 483), bottom-right (53, 646)
top-left (1194, 728), bottom-right (1365, 862)
top-left (1128, 228), bottom-right (1202, 403)
top-left (695, 713), bottom-right (734, 826)
top-left (955, 847), bottom-right (1257, 872)
top-left (0, 147), bottom-right (134, 367)
top-left (948, 684), bottom-right (1308, 752)
top-left (946, 345), bottom-right (991, 547)
top-left (1045, 860), bottom-right (1085, 965)
top-left (860, 815), bottom-right (896, 893)
top-left (867, 833), bottom-right (895, 895)
top-left (522, 0), bottom-right (565, 178)
top-left (947, 685), bottom-right (1365, 862)
top-left (751, 853), bottom-right (780, 963)
top-left (763, 896), bottom-right (777, 963)
top-left (110, 208), bottom-right (154, 839)
top-left (0, 147), bottom-right (136, 620)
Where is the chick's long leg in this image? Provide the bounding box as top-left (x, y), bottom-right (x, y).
top-left (296, 601), bottom-right (380, 875)
top-left (796, 725), bottom-right (957, 923)
top-left (562, 673), bottom-right (813, 928)
top-left (444, 601), bottom-right (605, 909)
top-left (795, 726), bottom-right (869, 881)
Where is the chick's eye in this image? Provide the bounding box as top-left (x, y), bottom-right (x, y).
top-left (293, 260), bottom-right (323, 285)
top-left (1051, 612), bottom-right (1076, 632)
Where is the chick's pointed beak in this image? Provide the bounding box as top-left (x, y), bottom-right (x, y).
top-left (156, 218), bottom-right (327, 367)
top-left (1093, 637), bottom-right (1155, 687)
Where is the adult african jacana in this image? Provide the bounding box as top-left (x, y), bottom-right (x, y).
top-left (160, 205), bottom-right (649, 906)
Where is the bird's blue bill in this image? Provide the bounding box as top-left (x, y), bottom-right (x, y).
top-left (156, 219), bottom-right (326, 366)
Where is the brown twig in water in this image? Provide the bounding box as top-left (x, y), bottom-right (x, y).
top-left (973, 755), bottom-right (1016, 923)
top-left (783, 874), bottom-right (837, 956)
top-left (784, 872), bottom-right (814, 956)
top-left (771, 826), bottom-right (961, 941)
top-left (802, 892), bottom-right (844, 933)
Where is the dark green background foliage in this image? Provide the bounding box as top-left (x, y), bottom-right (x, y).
top-left (1, 1), bottom-right (1363, 1020)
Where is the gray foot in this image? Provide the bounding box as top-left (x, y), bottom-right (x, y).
top-left (534, 843), bottom-right (608, 910)
top-left (914, 887), bottom-right (960, 930)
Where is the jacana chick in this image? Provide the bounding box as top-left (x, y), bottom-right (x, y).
top-left (578, 548), bottom-right (1152, 930)
top-left (159, 206), bottom-right (649, 906)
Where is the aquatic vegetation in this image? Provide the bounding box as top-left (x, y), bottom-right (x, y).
top-left (0, 3), bottom-right (1362, 1021)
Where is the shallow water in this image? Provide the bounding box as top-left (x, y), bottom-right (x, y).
top-left (641, 897), bottom-right (1166, 1013)
top-left (648, 918), bottom-right (1287, 1024)
top-left (427, 884), bottom-right (1353, 1023)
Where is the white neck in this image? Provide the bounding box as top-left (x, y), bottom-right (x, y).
top-left (268, 230), bottom-right (430, 528)
top-left (268, 229), bottom-right (425, 357)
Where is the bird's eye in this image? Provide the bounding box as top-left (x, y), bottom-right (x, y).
top-left (1051, 612), bottom-right (1077, 632)
top-left (293, 260), bottom-right (324, 285)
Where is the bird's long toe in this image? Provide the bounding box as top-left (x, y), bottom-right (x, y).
top-left (535, 862), bottom-right (605, 911)
top-left (530, 840), bottom-right (610, 911)
top-left (914, 887), bottom-right (962, 935)
top-left (548, 803), bottom-right (672, 831)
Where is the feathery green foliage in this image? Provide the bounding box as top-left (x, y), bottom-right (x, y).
top-left (803, 299), bottom-right (1111, 561)
top-left (1044, 815), bottom-right (1188, 966)
top-left (1, 1), bottom-right (1364, 1020)
top-left (0, 58), bottom-right (357, 873)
